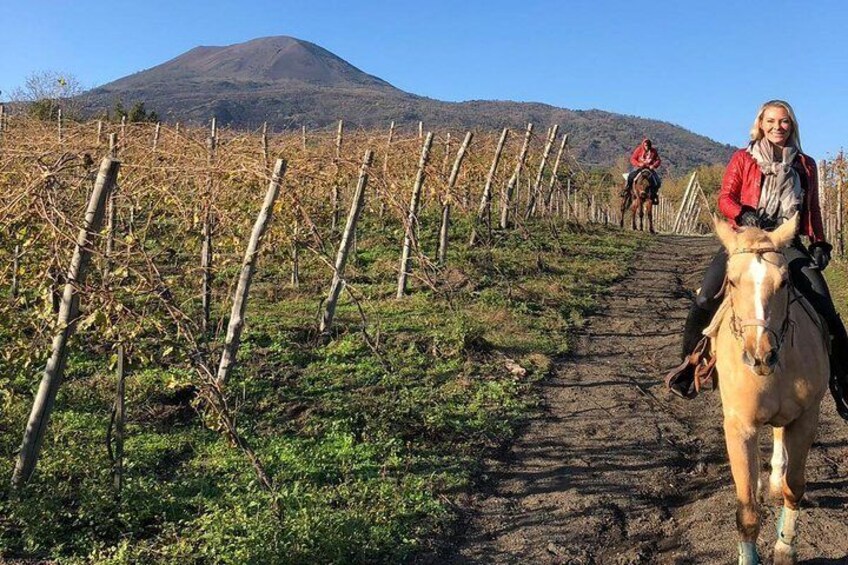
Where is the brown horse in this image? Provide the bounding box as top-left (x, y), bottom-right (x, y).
top-left (619, 169), bottom-right (655, 233)
top-left (710, 215), bottom-right (829, 565)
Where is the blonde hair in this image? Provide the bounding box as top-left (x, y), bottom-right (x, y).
top-left (749, 99), bottom-right (802, 151)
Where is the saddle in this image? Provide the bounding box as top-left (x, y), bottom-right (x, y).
top-left (665, 284), bottom-right (830, 400)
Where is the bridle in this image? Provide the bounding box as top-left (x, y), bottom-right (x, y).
top-left (727, 246), bottom-right (795, 354)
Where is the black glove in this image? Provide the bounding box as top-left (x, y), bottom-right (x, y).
top-left (809, 241), bottom-right (833, 270)
top-left (735, 205), bottom-right (762, 228)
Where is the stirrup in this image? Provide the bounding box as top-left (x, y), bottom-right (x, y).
top-left (665, 336), bottom-right (716, 400)
top-left (666, 361), bottom-right (697, 399)
top-left (829, 375), bottom-right (848, 421)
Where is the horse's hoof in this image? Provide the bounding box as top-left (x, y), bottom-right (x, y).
top-left (773, 539), bottom-right (797, 565)
top-left (738, 542), bottom-right (760, 565)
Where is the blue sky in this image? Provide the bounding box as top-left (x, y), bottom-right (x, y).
top-left (1, 0), bottom-right (847, 160)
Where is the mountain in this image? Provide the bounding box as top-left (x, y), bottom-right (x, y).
top-left (83, 36), bottom-right (734, 172)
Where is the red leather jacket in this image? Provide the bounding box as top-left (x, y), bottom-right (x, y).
top-left (630, 143), bottom-right (661, 169)
top-left (718, 148), bottom-right (825, 243)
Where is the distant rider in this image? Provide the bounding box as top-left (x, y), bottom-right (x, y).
top-left (623, 138), bottom-right (662, 204)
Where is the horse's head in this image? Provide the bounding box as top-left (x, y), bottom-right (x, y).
top-left (715, 215), bottom-right (797, 376)
top-left (633, 169), bottom-right (652, 188)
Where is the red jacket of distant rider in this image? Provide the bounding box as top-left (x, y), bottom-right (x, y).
top-left (718, 148), bottom-right (825, 243)
top-left (630, 143), bottom-right (661, 170)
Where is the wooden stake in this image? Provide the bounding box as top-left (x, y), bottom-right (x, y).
top-left (112, 344), bottom-right (126, 494)
top-left (331, 120), bottom-right (344, 230)
top-left (11, 244), bottom-right (20, 298)
top-left (470, 128), bottom-right (509, 246)
top-left (201, 136), bottom-right (217, 334)
top-left (217, 159), bottom-right (288, 383)
top-left (380, 121), bottom-right (396, 218)
top-left (320, 151), bottom-right (374, 335)
top-left (544, 134), bottom-right (569, 212)
top-left (12, 158), bottom-right (120, 488)
top-left (109, 133), bottom-right (118, 159)
top-left (438, 132), bottom-right (472, 265)
top-left (500, 123), bottom-right (533, 229)
top-left (397, 133), bottom-right (434, 298)
top-left (291, 218), bottom-right (300, 287)
top-left (153, 122), bottom-right (161, 152)
top-left (526, 124), bottom-right (559, 218)
top-left (261, 122), bottom-right (269, 170)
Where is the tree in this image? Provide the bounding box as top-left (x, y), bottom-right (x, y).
top-left (112, 99), bottom-right (159, 123)
top-left (11, 71), bottom-right (86, 121)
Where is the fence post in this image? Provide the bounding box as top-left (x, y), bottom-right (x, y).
top-left (109, 133), bottom-right (118, 159)
top-left (331, 120), bottom-right (344, 230)
top-left (379, 121), bottom-right (395, 218)
top-left (261, 122), bottom-right (269, 171)
top-left (838, 156), bottom-right (844, 256)
top-left (321, 151), bottom-right (373, 335)
top-left (438, 132), bottom-right (472, 265)
top-left (12, 157), bottom-right (120, 488)
top-left (500, 123), bottom-right (533, 229)
top-left (470, 128), bottom-right (509, 246)
top-left (526, 124), bottom-right (558, 218)
top-left (291, 218), bottom-right (300, 287)
top-left (201, 135), bottom-right (217, 335)
top-left (397, 132), bottom-right (434, 298)
top-left (11, 243), bottom-right (20, 298)
top-left (672, 171), bottom-right (698, 233)
top-left (544, 133), bottom-right (569, 213)
top-left (217, 159), bottom-right (288, 383)
top-left (153, 122), bottom-right (161, 152)
top-left (819, 160), bottom-right (829, 242)
top-left (112, 344), bottom-right (126, 494)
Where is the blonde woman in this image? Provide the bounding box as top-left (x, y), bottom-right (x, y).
top-left (668, 100), bottom-right (848, 419)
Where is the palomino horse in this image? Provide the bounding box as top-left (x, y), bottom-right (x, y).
top-left (711, 215), bottom-right (829, 565)
top-left (619, 168), bottom-right (655, 233)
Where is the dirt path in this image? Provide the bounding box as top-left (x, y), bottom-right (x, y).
top-left (430, 235), bottom-right (848, 564)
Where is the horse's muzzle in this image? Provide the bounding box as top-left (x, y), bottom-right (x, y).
top-left (742, 348), bottom-right (779, 376)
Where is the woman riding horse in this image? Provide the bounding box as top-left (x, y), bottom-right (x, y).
top-left (623, 138), bottom-right (662, 203)
top-left (712, 215), bottom-right (829, 564)
top-left (668, 99), bottom-right (848, 419)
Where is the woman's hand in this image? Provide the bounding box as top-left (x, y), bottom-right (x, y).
top-left (809, 241), bottom-right (833, 270)
top-left (735, 206), bottom-right (762, 228)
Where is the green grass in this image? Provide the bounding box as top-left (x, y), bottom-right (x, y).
top-left (0, 217), bottom-right (645, 564)
top-left (826, 256), bottom-right (848, 319)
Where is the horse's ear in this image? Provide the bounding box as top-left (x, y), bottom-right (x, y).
top-left (714, 216), bottom-right (737, 251)
top-left (768, 213), bottom-right (798, 248)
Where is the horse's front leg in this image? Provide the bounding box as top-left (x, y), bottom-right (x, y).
top-left (646, 200), bottom-right (655, 233)
top-left (638, 201), bottom-right (645, 231)
top-left (724, 417), bottom-right (761, 564)
top-left (774, 407), bottom-right (820, 565)
top-left (769, 427), bottom-right (786, 501)
top-left (619, 195), bottom-right (628, 228)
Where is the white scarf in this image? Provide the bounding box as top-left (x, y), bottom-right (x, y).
top-left (747, 138), bottom-right (803, 225)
